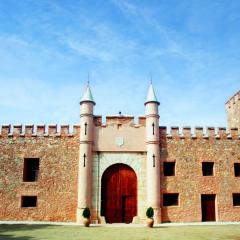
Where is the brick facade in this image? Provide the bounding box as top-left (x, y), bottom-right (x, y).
top-left (160, 127), bottom-right (240, 222)
top-left (0, 125), bottom-right (79, 222)
top-left (0, 90), bottom-right (240, 223)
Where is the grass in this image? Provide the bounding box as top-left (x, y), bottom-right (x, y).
top-left (1, 224), bottom-right (240, 240)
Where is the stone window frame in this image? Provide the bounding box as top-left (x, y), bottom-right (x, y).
top-left (162, 193), bottom-right (179, 207)
top-left (20, 195), bottom-right (38, 208)
top-left (234, 163), bottom-right (240, 177)
top-left (202, 162), bottom-right (215, 176)
top-left (22, 157), bottom-right (40, 182)
top-left (163, 161), bottom-right (176, 176)
top-left (232, 193), bottom-right (240, 207)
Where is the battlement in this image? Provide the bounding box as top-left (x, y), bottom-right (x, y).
top-left (0, 124), bottom-right (80, 137)
top-left (1, 123), bottom-right (239, 140)
top-left (225, 90), bottom-right (240, 107)
top-left (160, 126), bottom-right (240, 140)
top-left (93, 115), bottom-right (146, 127)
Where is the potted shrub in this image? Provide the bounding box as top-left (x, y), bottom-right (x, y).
top-left (146, 207), bottom-right (154, 228)
top-left (82, 207), bottom-right (91, 227)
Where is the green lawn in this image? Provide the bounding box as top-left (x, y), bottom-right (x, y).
top-left (1, 224), bottom-right (240, 240)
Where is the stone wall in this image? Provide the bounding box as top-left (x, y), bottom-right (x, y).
top-left (1, 123), bottom-right (240, 223)
top-left (160, 126), bottom-right (240, 222)
top-left (0, 125), bottom-right (80, 222)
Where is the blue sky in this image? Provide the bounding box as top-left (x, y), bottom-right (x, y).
top-left (0, 0), bottom-right (240, 129)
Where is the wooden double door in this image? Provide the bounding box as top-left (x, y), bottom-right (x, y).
top-left (101, 164), bottom-right (137, 223)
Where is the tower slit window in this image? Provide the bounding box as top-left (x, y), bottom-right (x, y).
top-left (84, 122), bottom-right (88, 135)
top-left (83, 153), bottom-right (86, 167)
top-left (152, 154), bottom-right (155, 167)
top-left (152, 122), bottom-right (155, 135)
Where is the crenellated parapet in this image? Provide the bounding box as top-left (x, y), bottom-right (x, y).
top-left (1, 124), bottom-right (239, 140)
top-left (0, 124), bottom-right (81, 137)
top-left (159, 126), bottom-right (240, 140)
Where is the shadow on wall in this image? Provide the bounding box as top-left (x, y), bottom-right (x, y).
top-left (0, 224), bottom-right (53, 240)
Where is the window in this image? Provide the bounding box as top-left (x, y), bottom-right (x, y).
top-left (23, 158), bottom-right (39, 182)
top-left (163, 193), bottom-right (179, 206)
top-left (233, 193), bottom-right (240, 206)
top-left (21, 196), bottom-right (37, 207)
top-left (202, 162), bottom-right (214, 176)
top-left (163, 162), bottom-right (175, 176)
top-left (234, 163), bottom-right (240, 177)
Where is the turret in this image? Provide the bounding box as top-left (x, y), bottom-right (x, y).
top-left (77, 83), bottom-right (95, 223)
top-left (225, 91), bottom-right (240, 132)
top-left (145, 83), bottom-right (161, 223)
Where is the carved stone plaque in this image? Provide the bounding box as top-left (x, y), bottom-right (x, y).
top-left (115, 137), bottom-right (124, 147)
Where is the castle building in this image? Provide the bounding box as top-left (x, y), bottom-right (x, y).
top-left (0, 85), bottom-right (240, 224)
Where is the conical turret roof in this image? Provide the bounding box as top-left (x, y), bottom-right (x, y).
top-left (80, 84), bottom-right (95, 105)
top-left (145, 83), bottom-right (160, 105)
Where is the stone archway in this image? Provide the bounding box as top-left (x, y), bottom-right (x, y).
top-left (101, 163), bottom-right (137, 223)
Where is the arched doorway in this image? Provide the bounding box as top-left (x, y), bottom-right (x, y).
top-left (101, 163), bottom-right (137, 223)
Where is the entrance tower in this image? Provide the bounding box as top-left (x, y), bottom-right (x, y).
top-left (77, 83), bottom-right (95, 222)
top-left (145, 83), bottom-right (161, 223)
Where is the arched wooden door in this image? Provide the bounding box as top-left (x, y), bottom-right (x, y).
top-left (101, 164), bottom-right (137, 223)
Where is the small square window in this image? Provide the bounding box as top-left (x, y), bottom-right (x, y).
top-left (202, 162), bottom-right (214, 176)
top-left (163, 162), bottom-right (175, 176)
top-left (21, 196), bottom-right (37, 207)
top-left (23, 158), bottom-right (39, 182)
top-left (163, 193), bottom-right (179, 206)
top-left (234, 163), bottom-right (240, 177)
top-left (233, 193), bottom-right (240, 206)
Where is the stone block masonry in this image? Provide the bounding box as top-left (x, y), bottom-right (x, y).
top-left (0, 125), bottom-right (80, 221)
top-left (1, 123), bottom-right (240, 223)
top-left (0, 87), bottom-right (240, 223)
top-left (160, 126), bottom-right (240, 222)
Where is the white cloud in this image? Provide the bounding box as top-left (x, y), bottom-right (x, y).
top-left (67, 39), bottom-right (113, 62)
top-left (0, 77), bottom-right (85, 125)
top-left (0, 0), bottom-right (239, 128)
top-left (112, 0), bottom-right (139, 17)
